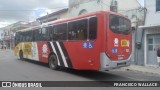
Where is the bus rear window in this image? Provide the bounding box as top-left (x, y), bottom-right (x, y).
top-left (109, 14), bottom-right (131, 35)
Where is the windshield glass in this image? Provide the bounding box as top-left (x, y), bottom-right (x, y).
top-left (110, 14), bottom-right (131, 35)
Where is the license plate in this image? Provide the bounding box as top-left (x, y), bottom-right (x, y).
top-left (117, 62), bottom-right (126, 66)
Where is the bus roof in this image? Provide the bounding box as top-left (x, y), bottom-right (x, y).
top-left (16, 11), bottom-right (129, 33)
top-left (45, 11), bottom-right (128, 25)
top-left (16, 25), bottom-right (40, 32)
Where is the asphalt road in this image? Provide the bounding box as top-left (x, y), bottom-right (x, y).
top-left (0, 50), bottom-right (160, 90)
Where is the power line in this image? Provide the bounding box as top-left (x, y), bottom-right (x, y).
top-left (0, 0), bottom-right (109, 12)
top-left (69, 0), bottom-right (105, 8)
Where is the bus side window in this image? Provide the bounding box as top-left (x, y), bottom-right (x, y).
top-left (41, 27), bottom-right (48, 41)
top-left (89, 17), bottom-right (97, 40)
top-left (46, 26), bottom-right (53, 41)
top-left (19, 32), bottom-right (23, 42)
top-left (59, 24), bottom-right (67, 40)
top-left (53, 24), bottom-right (67, 41)
top-left (27, 30), bottom-right (33, 42)
top-left (68, 19), bottom-right (88, 40)
top-left (53, 25), bottom-right (58, 41)
top-left (68, 22), bottom-right (76, 40)
top-left (23, 32), bottom-right (26, 42)
top-left (15, 32), bottom-right (20, 45)
top-left (34, 29), bottom-right (41, 41)
top-left (24, 31), bottom-right (28, 42)
top-left (32, 29), bottom-right (35, 41)
top-left (77, 19), bottom-right (88, 40)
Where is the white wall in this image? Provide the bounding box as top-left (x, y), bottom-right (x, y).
top-left (69, 0), bottom-right (141, 17)
top-left (145, 0), bottom-right (160, 26)
top-left (69, 0), bottom-right (103, 17)
top-left (38, 11), bottom-right (68, 23)
top-left (59, 11), bottom-right (69, 19)
top-left (0, 30), bottom-right (4, 40)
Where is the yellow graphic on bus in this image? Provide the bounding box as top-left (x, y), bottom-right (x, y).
top-left (14, 42), bottom-right (33, 58)
top-left (23, 42), bottom-right (33, 58)
top-left (14, 43), bottom-right (23, 56)
top-left (121, 40), bottom-right (128, 47)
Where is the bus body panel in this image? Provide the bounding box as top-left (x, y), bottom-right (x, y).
top-left (63, 41), bottom-right (100, 70)
top-left (106, 32), bottom-right (132, 61)
top-left (106, 13), bottom-right (132, 61)
top-left (14, 42), bottom-right (40, 61)
top-left (99, 12), bottom-right (132, 70)
top-left (14, 11), bottom-right (132, 71)
top-left (37, 42), bottom-right (51, 63)
top-left (14, 41), bottom-right (101, 70)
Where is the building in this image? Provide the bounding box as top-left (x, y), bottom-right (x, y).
top-left (36, 8), bottom-right (68, 23)
top-left (136, 0), bottom-right (160, 67)
top-left (0, 29), bottom-right (4, 44)
top-left (69, 0), bottom-right (144, 24)
top-left (2, 8), bottom-right (68, 49)
top-left (2, 21), bottom-right (35, 49)
top-left (68, 0), bottom-right (145, 30)
top-left (69, 0), bottom-right (145, 63)
top-left (3, 25), bottom-right (12, 49)
top-left (0, 29), bottom-right (3, 40)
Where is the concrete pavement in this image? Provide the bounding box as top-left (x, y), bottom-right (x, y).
top-left (1, 49), bottom-right (160, 75)
top-left (1, 49), bottom-right (160, 90)
top-left (122, 65), bottom-right (160, 75)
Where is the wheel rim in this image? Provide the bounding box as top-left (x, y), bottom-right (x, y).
top-left (50, 57), bottom-right (56, 68)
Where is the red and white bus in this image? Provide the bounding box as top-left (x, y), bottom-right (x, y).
top-left (14, 11), bottom-right (132, 71)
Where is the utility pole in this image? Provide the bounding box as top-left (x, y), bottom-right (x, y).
top-left (47, 12), bottom-right (48, 22)
top-left (110, 0), bottom-right (118, 12)
top-left (9, 27), bottom-right (12, 49)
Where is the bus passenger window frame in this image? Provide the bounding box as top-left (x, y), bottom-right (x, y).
top-left (89, 16), bottom-right (98, 40)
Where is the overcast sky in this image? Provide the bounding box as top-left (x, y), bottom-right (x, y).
top-left (0, 0), bottom-right (144, 28)
top-left (0, 0), bottom-right (68, 28)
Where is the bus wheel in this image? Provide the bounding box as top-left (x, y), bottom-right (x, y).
top-left (19, 50), bottom-right (24, 60)
top-left (49, 55), bottom-right (59, 70)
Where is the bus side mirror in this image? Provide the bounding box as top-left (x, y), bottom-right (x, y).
top-left (136, 42), bottom-right (141, 49)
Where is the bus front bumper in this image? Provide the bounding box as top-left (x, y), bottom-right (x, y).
top-left (100, 53), bottom-right (131, 71)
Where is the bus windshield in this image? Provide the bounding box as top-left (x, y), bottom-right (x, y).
top-left (109, 14), bottom-right (131, 35)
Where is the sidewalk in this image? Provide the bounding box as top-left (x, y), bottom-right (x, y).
top-left (122, 65), bottom-right (160, 75)
top-left (0, 49), bottom-right (12, 51)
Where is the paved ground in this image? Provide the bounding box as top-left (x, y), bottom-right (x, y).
top-left (122, 64), bottom-right (160, 75)
top-left (0, 50), bottom-right (160, 90)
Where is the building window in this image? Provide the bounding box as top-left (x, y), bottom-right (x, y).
top-left (148, 38), bottom-right (153, 44)
top-left (156, 0), bottom-right (160, 11)
top-left (79, 9), bottom-right (88, 15)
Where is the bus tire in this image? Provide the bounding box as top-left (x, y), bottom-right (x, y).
top-left (19, 50), bottom-right (24, 60)
top-left (49, 55), bottom-right (59, 70)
